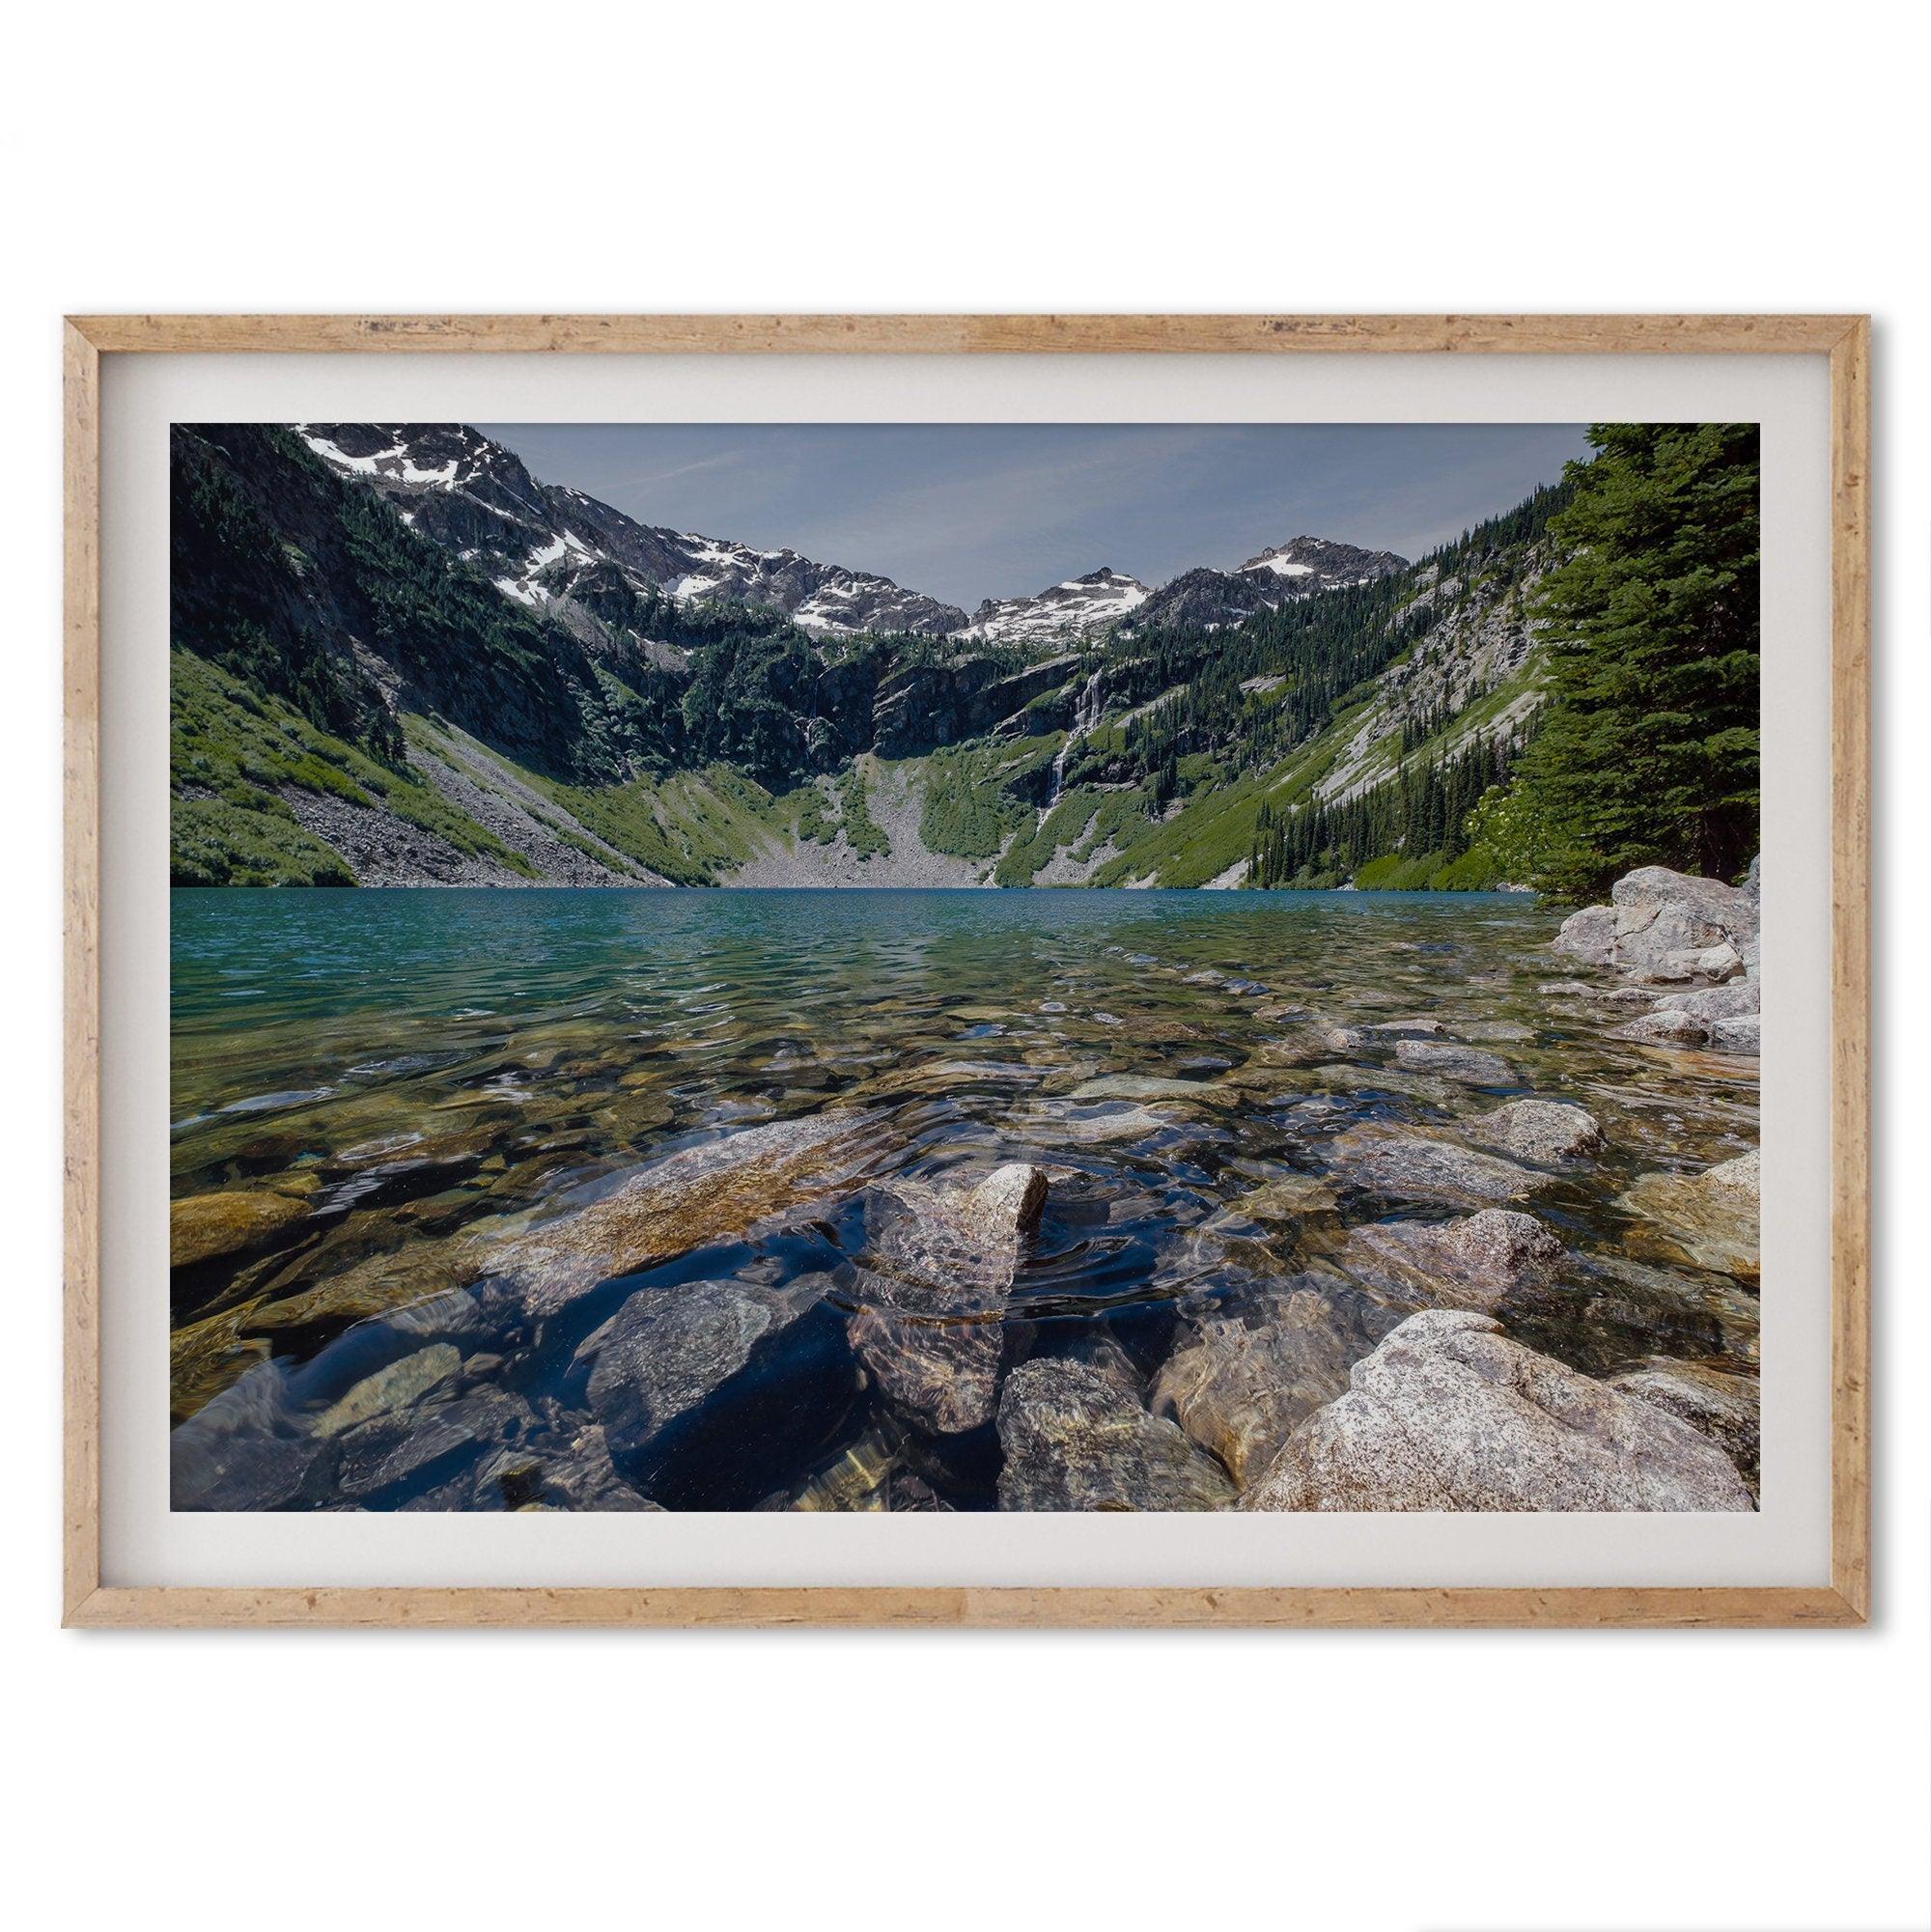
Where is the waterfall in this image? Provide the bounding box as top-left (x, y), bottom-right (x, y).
top-left (1044, 667), bottom-right (1105, 815)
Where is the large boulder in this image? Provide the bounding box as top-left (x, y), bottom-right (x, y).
top-left (1653, 982), bottom-right (1760, 1022)
top-left (997, 1358), bottom-right (1235, 1511)
top-left (1709, 1015), bottom-right (1761, 1055)
top-left (847, 1163), bottom-right (1049, 1437)
top-left (1608, 1358), bottom-right (1760, 1500)
top-left (1244, 1310), bottom-right (1754, 1512)
top-left (1610, 866), bottom-right (1759, 982)
top-left (1551, 864), bottom-right (1760, 988)
top-left (1151, 1279), bottom-right (1386, 1487)
top-left (1552, 904), bottom-right (1617, 966)
top-left (1608, 1008), bottom-right (1711, 1047)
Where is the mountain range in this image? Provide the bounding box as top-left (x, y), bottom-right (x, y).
top-left (170, 421), bottom-right (1563, 891)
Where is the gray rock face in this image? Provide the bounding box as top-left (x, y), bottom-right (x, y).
top-left (1151, 1280), bottom-right (1385, 1487)
top-left (1244, 1310), bottom-right (1754, 1512)
top-left (1608, 1358), bottom-right (1760, 1499)
top-left (1654, 982), bottom-right (1761, 1022)
top-left (847, 1163), bottom-right (1049, 1436)
top-left (1471, 1099), bottom-right (1605, 1163)
top-left (997, 1359), bottom-right (1236, 1511)
top-left (1336, 1209), bottom-right (1565, 1311)
top-left (1552, 904), bottom-right (1618, 966)
top-left (1709, 1014), bottom-right (1761, 1054)
top-left (1327, 1126), bottom-right (1552, 1207)
top-left (1392, 1039), bottom-right (1519, 1085)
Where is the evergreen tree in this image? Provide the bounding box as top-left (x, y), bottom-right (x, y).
top-left (1506, 423), bottom-right (1759, 899)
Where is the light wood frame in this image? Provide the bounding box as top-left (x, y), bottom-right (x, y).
top-left (63, 314), bottom-right (1871, 1629)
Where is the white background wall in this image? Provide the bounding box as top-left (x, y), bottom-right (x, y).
top-left (5, 5), bottom-right (1923, 1927)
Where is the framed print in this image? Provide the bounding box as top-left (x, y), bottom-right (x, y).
top-left (63, 315), bottom-right (1869, 1627)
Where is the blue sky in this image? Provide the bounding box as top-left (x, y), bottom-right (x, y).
top-left (479, 422), bottom-right (1594, 611)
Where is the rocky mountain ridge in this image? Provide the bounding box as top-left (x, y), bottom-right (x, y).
top-left (299, 424), bottom-right (1407, 650)
top-left (298, 423), bottom-right (971, 639)
top-left (173, 421), bottom-right (1565, 891)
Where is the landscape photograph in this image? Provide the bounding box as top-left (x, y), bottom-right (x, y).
top-left (167, 417), bottom-right (1763, 1516)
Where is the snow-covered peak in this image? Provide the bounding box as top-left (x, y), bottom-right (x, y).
top-left (297, 423), bottom-right (527, 497)
top-left (959, 567), bottom-right (1151, 645)
top-left (301, 422), bottom-right (968, 637)
top-left (1235, 535), bottom-right (1410, 587)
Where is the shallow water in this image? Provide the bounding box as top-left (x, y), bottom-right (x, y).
top-left (170, 887), bottom-right (1759, 1510)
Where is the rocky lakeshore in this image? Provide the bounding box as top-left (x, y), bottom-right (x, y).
top-left (169, 875), bottom-right (1760, 1513)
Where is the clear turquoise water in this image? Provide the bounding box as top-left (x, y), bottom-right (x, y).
top-left (170, 888), bottom-right (1759, 1510)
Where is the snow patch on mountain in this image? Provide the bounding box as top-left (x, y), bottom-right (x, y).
top-left (959, 567), bottom-right (1151, 645)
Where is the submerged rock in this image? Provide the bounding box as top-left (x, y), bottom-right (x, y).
top-left (997, 1358), bottom-right (1235, 1511)
top-left (1608, 1008), bottom-right (1710, 1047)
top-left (1392, 1039), bottom-right (1519, 1085)
top-left (1068, 1074), bottom-right (1230, 1106)
top-left (1018, 1100), bottom-right (1174, 1145)
top-left (847, 1162), bottom-right (1049, 1436)
top-left (334, 1384), bottom-right (535, 1501)
top-left (1617, 1148), bottom-right (1760, 1279)
top-left (1152, 1280), bottom-right (1386, 1486)
top-left (1469, 1099), bottom-right (1605, 1163)
top-left (1326, 1126), bottom-right (1552, 1208)
top-left (1608, 1358), bottom-right (1761, 1499)
top-left (171, 1188), bottom-right (311, 1270)
top-left (310, 1344), bottom-right (462, 1438)
top-left (503, 1110), bottom-right (885, 1314)
top-left (1239, 1174), bottom-right (1342, 1224)
top-left (1336, 1208), bottom-right (1565, 1311)
top-left (245, 1237), bottom-right (480, 1336)
top-left (171, 1362), bottom-right (325, 1511)
top-left (1245, 1309), bottom-right (1753, 1512)
top-left (1455, 1020), bottom-right (1535, 1043)
top-left (584, 1275), bottom-right (828, 1468)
